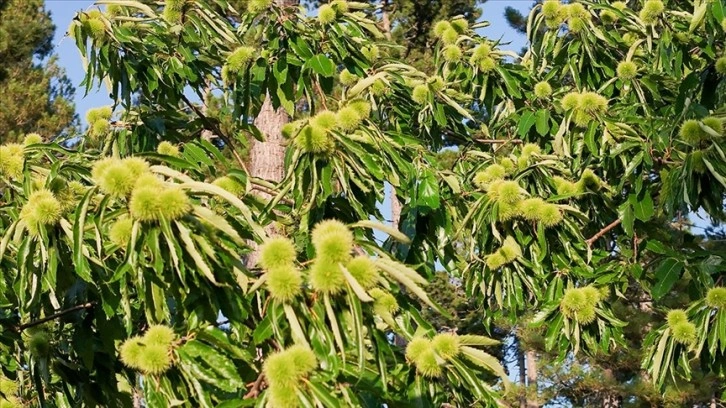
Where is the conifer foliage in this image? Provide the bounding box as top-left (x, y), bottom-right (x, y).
top-left (0, 0), bottom-right (76, 141)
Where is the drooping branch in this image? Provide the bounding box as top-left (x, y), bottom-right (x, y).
top-left (15, 302), bottom-right (96, 332)
top-left (585, 219), bottom-right (622, 247)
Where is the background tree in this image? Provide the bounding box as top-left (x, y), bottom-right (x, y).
top-left (504, 1), bottom-right (538, 34)
top-left (0, 0), bottom-right (76, 142)
top-left (385, 0), bottom-right (483, 72)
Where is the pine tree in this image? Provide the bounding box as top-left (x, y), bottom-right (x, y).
top-left (385, 0), bottom-right (483, 72)
top-left (504, 2), bottom-right (537, 34)
top-left (0, 0), bottom-right (76, 142)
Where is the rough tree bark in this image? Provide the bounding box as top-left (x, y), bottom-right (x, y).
top-left (638, 289), bottom-right (654, 385)
top-left (518, 344), bottom-right (526, 408)
top-left (201, 81), bottom-right (215, 142)
top-left (245, 96), bottom-right (289, 268)
top-left (602, 368), bottom-right (620, 407)
top-left (380, 0), bottom-right (392, 41)
top-left (249, 96), bottom-right (288, 189)
top-left (600, 237), bottom-right (620, 407)
top-left (526, 350), bottom-right (539, 408)
top-left (133, 390), bottom-right (142, 408)
top-left (377, 0), bottom-right (402, 230)
top-left (602, 394), bottom-right (620, 408)
top-left (391, 186), bottom-right (402, 229)
top-left (245, 0), bottom-right (297, 268)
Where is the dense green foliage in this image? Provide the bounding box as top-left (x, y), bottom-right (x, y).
top-left (0, 0), bottom-right (725, 407)
top-left (500, 2), bottom-right (726, 406)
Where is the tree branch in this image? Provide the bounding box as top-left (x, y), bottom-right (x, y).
top-left (16, 302), bottom-right (96, 332)
top-left (585, 219), bottom-right (622, 247)
top-left (179, 94), bottom-right (247, 169)
top-left (313, 80), bottom-right (328, 111)
top-left (244, 373), bottom-right (265, 399)
top-left (249, 182), bottom-right (293, 206)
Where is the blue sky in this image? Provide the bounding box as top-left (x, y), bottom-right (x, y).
top-left (47, 0), bottom-right (104, 126)
top-left (45, 0), bottom-right (531, 127)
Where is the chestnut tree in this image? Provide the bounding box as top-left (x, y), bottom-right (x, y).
top-left (0, 0), bottom-right (725, 407)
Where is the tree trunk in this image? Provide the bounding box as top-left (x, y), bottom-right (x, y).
top-left (603, 394), bottom-right (620, 408)
top-left (242, 0), bottom-right (299, 270)
top-left (133, 390), bottom-right (142, 408)
top-left (380, 0), bottom-right (392, 40)
top-left (377, 0), bottom-right (400, 229)
top-left (526, 350), bottom-right (538, 408)
top-left (390, 186), bottom-right (402, 229)
top-left (639, 290), bottom-right (654, 385)
top-left (249, 96), bottom-right (287, 191)
top-left (602, 369), bottom-right (620, 407)
top-left (517, 344), bottom-right (526, 408)
top-left (133, 375), bottom-right (143, 408)
top-left (639, 290), bottom-right (653, 329)
top-left (245, 95), bottom-right (289, 268)
top-left (201, 81), bottom-right (215, 142)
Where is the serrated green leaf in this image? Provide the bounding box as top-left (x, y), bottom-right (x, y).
top-left (307, 54), bottom-right (335, 77)
top-left (518, 111), bottom-right (537, 137)
top-left (535, 109), bottom-right (550, 136)
top-left (652, 258), bottom-right (683, 299)
top-left (629, 192), bottom-right (654, 221)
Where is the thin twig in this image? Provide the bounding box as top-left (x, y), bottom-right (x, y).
top-left (585, 219), bottom-right (622, 247)
top-left (244, 373), bottom-right (265, 399)
top-left (15, 302), bottom-right (96, 332)
top-left (475, 139), bottom-right (523, 144)
top-left (179, 94), bottom-right (247, 169)
top-left (313, 80), bottom-right (328, 111)
top-left (251, 183), bottom-right (293, 206)
top-left (109, 120), bottom-right (132, 129)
